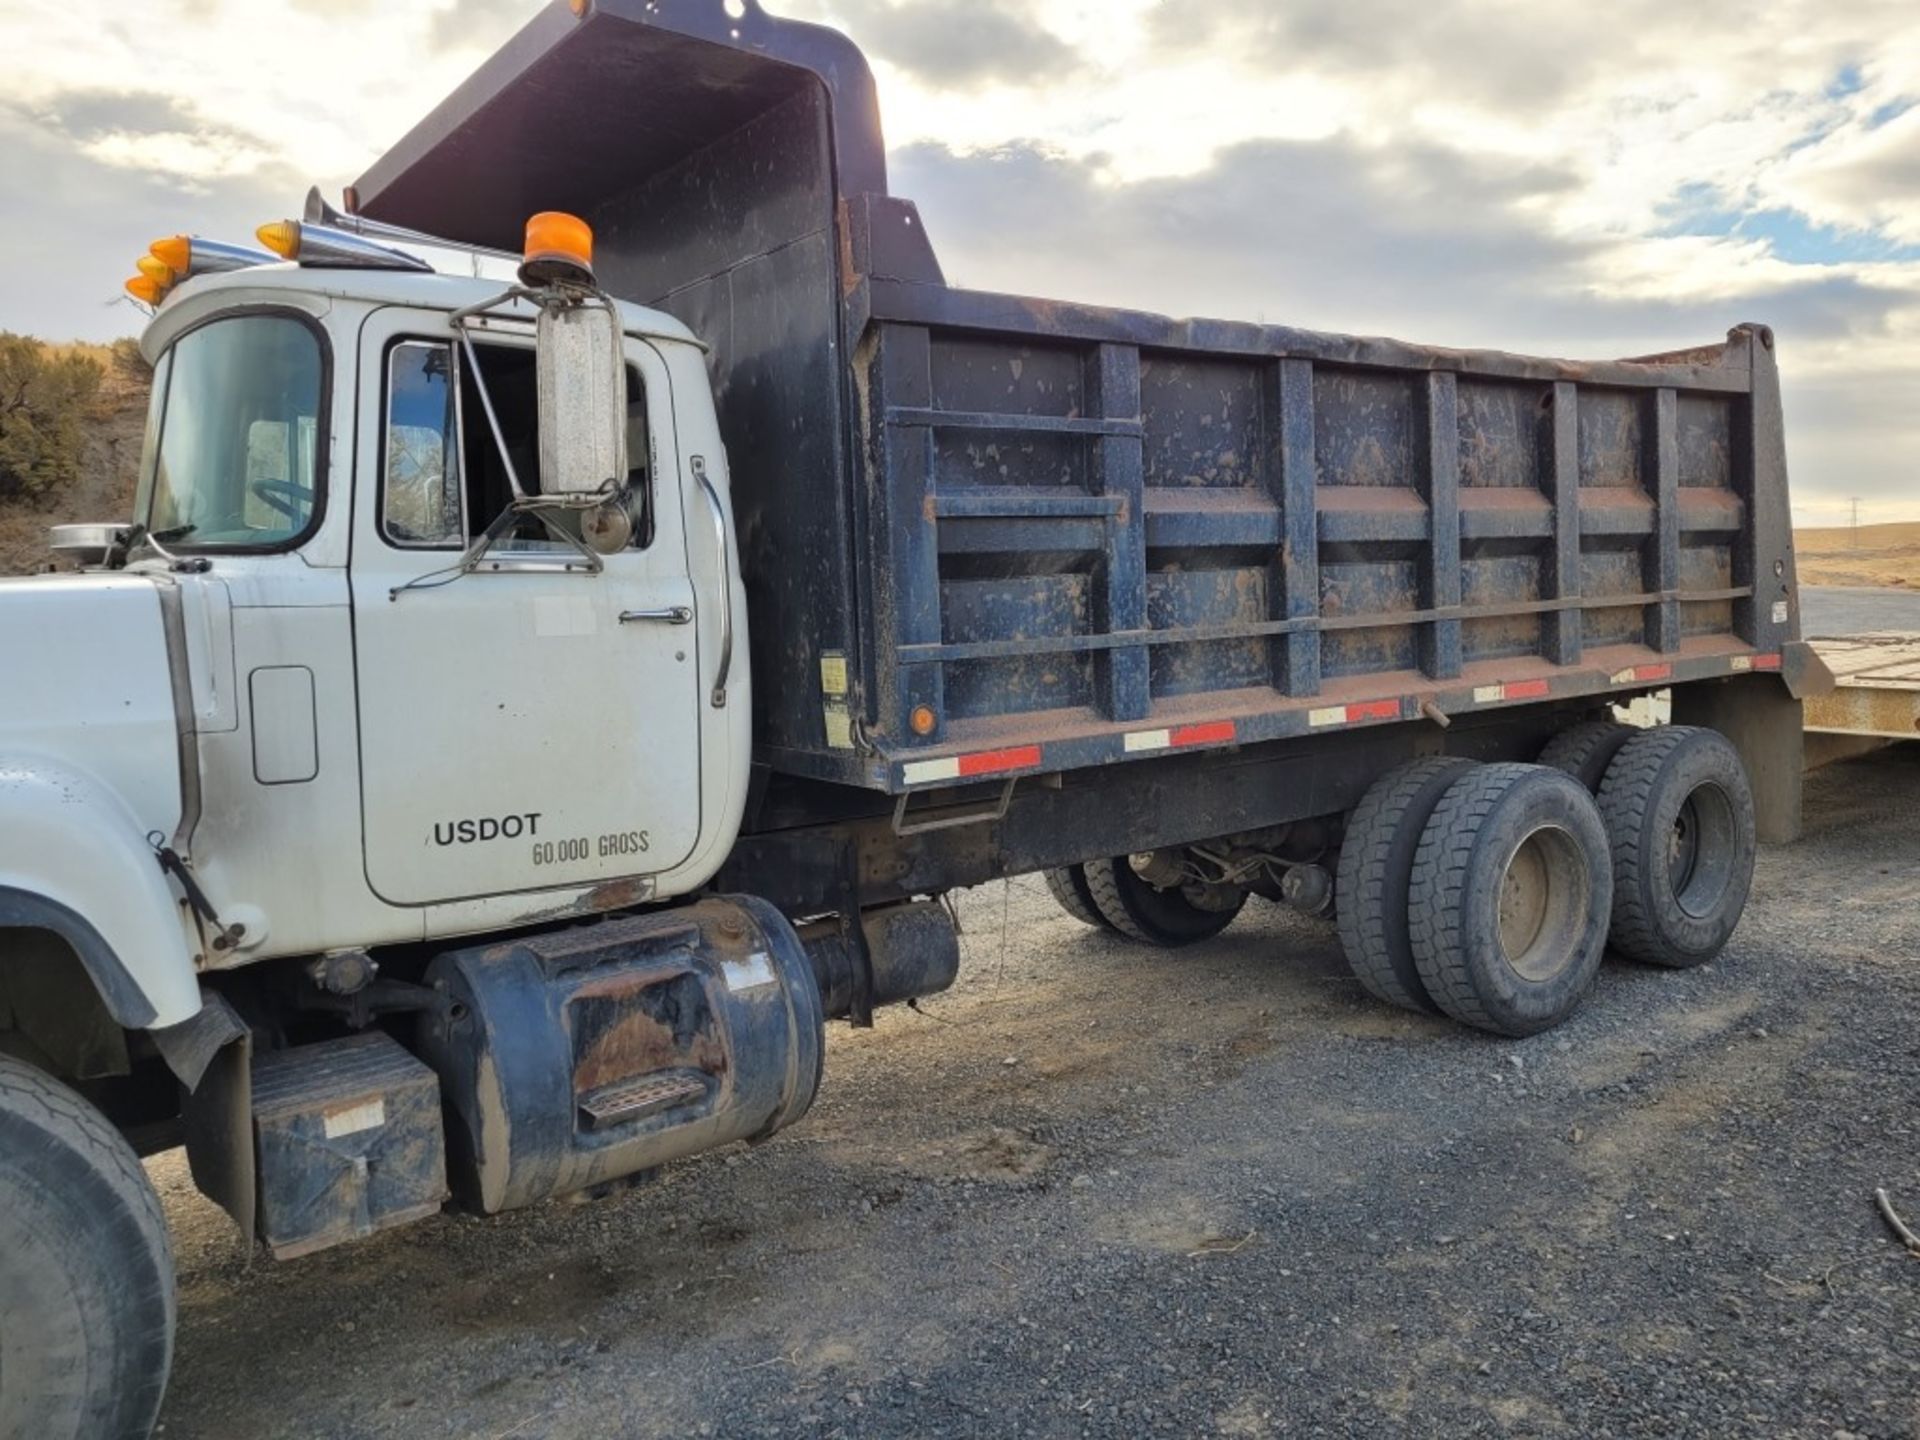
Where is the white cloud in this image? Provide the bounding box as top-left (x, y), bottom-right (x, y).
top-left (0, 0), bottom-right (1914, 512)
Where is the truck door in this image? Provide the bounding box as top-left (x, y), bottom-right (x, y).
top-left (349, 308), bottom-right (703, 906)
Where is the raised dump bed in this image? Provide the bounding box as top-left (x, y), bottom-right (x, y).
top-left (357, 0), bottom-right (1809, 798)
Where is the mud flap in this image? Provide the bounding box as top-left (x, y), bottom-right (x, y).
top-left (159, 989), bottom-right (256, 1245)
top-left (1671, 674), bottom-right (1805, 845)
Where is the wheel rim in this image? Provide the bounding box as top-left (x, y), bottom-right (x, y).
top-left (1669, 781), bottom-right (1737, 919)
top-left (1496, 824), bottom-right (1591, 982)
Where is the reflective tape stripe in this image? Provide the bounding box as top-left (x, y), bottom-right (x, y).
top-left (1610, 664), bottom-right (1674, 684)
top-left (1473, 679), bottom-right (1551, 703)
top-left (957, 745), bottom-right (1042, 778)
top-left (1311, 699), bottom-right (1401, 728)
top-left (901, 743), bottom-right (1043, 787)
top-left (1172, 720), bottom-right (1236, 747)
top-left (1752, 653), bottom-right (1782, 672)
top-left (901, 758), bottom-right (962, 785)
top-left (1123, 720), bottom-right (1237, 754)
top-left (1347, 699), bottom-right (1402, 723)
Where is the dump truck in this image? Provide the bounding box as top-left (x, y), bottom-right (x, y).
top-left (0, 1), bottom-right (1829, 1433)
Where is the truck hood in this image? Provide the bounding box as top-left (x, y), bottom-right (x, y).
top-left (0, 572), bottom-right (186, 838)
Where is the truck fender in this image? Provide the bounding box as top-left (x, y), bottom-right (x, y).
top-left (0, 758), bottom-right (202, 1030)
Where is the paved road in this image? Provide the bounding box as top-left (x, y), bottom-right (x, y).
top-left (154, 753), bottom-right (1920, 1439)
top-left (1801, 585), bottom-right (1920, 637)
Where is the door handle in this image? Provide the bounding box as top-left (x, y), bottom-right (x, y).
top-left (693, 456), bottom-right (733, 709)
top-left (620, 606), bottom-right (693, 625)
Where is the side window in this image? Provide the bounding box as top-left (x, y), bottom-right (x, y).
top-left (380, 338), bottom-right (652, 552)
top-left (382, 343), bottom-right (462, 547)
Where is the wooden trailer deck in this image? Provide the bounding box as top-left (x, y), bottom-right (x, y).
top-left (1805, 632), bottom-right (1920, 740)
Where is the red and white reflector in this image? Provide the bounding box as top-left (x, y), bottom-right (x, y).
top-left (901, 744), bottom-right (1043, 787)
top-left (1308, 698), bottom-right (1403, 729)
top-left (1122, 720), bottom-right (1237, 754)
top-left (1471, 678), bottom-right (1551, 704)
top-left (1609, 663), bottom-right (1674, 685)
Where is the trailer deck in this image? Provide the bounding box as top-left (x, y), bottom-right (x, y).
top-left (1805, 632), bottom-right (1920, 740)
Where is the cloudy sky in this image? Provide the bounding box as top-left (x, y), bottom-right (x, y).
top-left (2, 0), bottom-right (1916, 522)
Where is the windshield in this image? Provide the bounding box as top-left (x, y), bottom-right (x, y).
top-left (141, 314), bottom-right (325, 549)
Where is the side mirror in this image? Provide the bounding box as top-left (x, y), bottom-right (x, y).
top-left (534, 299), bottom-right (627, 497)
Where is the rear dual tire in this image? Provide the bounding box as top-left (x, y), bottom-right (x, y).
top-left (1598, 726), bottom-right (1755, 968)
top-left (1044, 865), bottom-right (1109, 929)
top-left (1408, 764), bottom-right (1614, 1037)
top-left (1334, 756), bottom-right (1477, 1015)
top-left (1045, 858), bottom-right (1245, 947)
top-left (1084, 856), bottom-right (1244, 946)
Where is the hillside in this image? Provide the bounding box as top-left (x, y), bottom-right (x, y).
top-left (1793, 522), bottom-right (1920, 589)
top-left (0, 340), bottom-right (148, 576)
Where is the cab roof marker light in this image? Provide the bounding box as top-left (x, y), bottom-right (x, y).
top-left (125, 275), bottom-right (165, 305)
top-left (149, 236), bottom-right (192, 273)
top-left (257, 220), bottom-right (300, 258)
top-left (258, 218), bottom-right (434, 273)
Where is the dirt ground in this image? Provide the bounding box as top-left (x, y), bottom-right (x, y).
top-left (152, 750), bottom-right (1920, 1439)
top-left (1796, 523), bottom-right (1920, 591)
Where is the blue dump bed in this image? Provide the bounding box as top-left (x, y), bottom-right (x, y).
top-left (357, 0), bottom-right (1807, 796)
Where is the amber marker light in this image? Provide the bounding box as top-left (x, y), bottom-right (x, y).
top-left (910, 705), bottom-right (938, 737)
top-left (135, 255), bottom-right (173, 286)
top-left (149, 235), bottom-right (191, 274)
top-left (125, 275), bottom-right (164, 304)
top-left (256, 221), bottom-right (301, 259)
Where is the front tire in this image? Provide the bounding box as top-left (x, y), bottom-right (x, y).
top-left (1083, 855), bottom-right (1244, 947)
top-left (1409, 764), bottom-right (1613, 1036)
top-left (0, 1055), bottom-right (175, 1440)
top-left (1597, 726), bottom-right (1756, 968)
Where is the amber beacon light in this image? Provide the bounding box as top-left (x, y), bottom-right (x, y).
top-left (519, 211), bottom-right (596, 287)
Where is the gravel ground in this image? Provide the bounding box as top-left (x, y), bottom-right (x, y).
top-left (153, 747), bottom-right (1920, 1439)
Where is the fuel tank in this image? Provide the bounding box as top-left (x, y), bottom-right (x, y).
top-left (418, 894), bottom-right (823, 1214)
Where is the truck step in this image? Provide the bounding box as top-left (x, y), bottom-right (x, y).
top-left (577, 1070), bottom-right (711, 1131)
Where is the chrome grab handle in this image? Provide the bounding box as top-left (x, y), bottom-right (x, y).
top-left (619, 606), bottom-right (693, 625)
top-left (692, 456), bottom-right (733, 709)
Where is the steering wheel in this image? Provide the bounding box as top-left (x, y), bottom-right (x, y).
top-left (249, 478), bottom-right (315, 522)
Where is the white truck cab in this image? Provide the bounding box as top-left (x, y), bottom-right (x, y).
top-left (3, 244), bottom-right (751, 1031)
top-left (0, 220), bottom-right (827, 1440)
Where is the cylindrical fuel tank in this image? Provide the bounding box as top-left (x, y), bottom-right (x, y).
top-left (418, 895), bottom-right (823, 1214)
